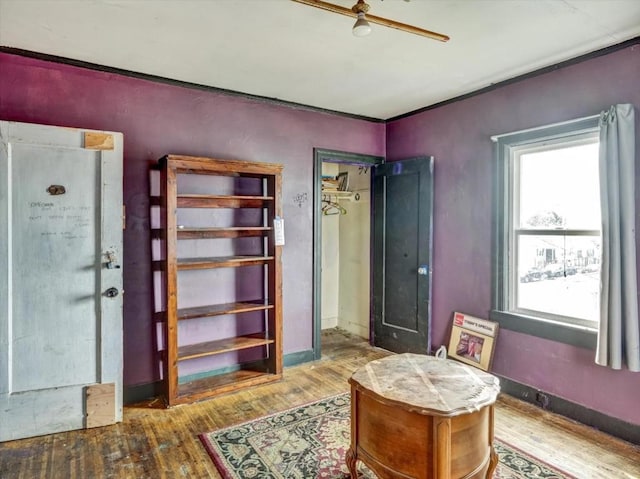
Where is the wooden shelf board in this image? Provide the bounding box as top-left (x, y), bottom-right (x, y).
top-left (178, 301), bottom-right (273, 320)
top-left (177, 195), bottom-right (273, 208)
top-left (177, 334), bottom-right (275, 361)
top-left (177, 227), bottom-right (271, 239)
top-left (161, 155), bottom-right (283, 177)
top-left (152, 260), bottom-right (165, 271)
top-left (153, 227), bottom-right (272, 239)
top-left (177, 255), bottom-right (274, 269)
top-left (173, 369), bottom-right (281, 405)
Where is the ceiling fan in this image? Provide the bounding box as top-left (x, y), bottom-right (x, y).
top-left (290, 0), bottom-right (449, 42)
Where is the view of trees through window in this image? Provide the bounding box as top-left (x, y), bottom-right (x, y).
top-left (513, 139), bottom-right (600, 324)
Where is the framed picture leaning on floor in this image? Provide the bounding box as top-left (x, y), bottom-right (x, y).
top-left (448, 312), bottom-right (499, 371)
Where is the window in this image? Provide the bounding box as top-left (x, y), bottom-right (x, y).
top-left (491, 117), bottom-right (601, 348)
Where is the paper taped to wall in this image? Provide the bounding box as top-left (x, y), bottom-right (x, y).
top-left (274, 217), bottom-right (285, 246)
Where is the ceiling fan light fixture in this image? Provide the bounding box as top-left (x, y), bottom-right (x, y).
top-left (290, 0), bottom-right (450, 43)
top-left (352, 12), bottom-right (371, 37)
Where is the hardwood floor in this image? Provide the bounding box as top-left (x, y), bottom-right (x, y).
top-left (1, 328), bottom-right (638, 478)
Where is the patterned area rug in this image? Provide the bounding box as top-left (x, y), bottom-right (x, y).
top-left (200, 394), bottom-right (573, 479)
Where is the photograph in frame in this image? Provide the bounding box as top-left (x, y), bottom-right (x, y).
top-left (447, 312), bottom-right (499, 371)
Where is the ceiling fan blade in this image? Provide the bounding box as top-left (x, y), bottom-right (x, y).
top-left (290, 0), bottom-right (450, 42)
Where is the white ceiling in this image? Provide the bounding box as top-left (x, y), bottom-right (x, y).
top-left (1, 0), bottom-right (640, 120)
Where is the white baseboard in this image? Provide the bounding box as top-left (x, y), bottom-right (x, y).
top-left (321, 317), bottom-right (338, 330)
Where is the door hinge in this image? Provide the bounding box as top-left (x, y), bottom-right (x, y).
top-left (122, 205), bottom-right (126, 230)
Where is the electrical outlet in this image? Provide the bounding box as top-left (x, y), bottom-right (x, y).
top-left (535, 391), bottom-right (550, 409)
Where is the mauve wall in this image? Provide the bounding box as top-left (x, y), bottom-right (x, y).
top-left (0, 52), bottom-right (385, 387)
top-left (3, 46), bottom-right (639, 426)
top-left (387, 44), bottom-right (640, 426)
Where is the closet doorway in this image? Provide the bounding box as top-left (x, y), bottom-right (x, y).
top-left (313, 150), bottom-right (435, 359)
top-left (313, 149), bottom-right (383, 358)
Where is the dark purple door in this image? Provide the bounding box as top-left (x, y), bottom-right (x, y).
top-left (373, 156), bottom-right (434, 354)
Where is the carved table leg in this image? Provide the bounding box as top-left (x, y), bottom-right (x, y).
top-left (486, 446), bottom-right (498, 478)
top-left (346, 447), bottom-right (358, 478)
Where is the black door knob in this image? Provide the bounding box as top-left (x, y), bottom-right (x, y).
top-left (105, 287), bottom-right (119, 298)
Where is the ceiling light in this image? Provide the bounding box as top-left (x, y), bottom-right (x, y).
top-left (291, 0), bottom-right (450, 42)
top-left (352, 12), bottom-right (371, 37)
top-left (351, 0), bottom-right (371, 37)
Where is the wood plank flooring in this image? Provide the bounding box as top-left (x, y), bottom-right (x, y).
top-left (1, 328), bottom-right (638, 478)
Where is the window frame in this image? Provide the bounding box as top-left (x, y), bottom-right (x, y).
top-left (491, 116), bottom-right (600, 349)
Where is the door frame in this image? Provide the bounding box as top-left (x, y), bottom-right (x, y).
top-left (312, 148), bottom-right (384, 359)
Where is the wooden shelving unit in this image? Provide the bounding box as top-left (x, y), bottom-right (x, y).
top-left (156, 155), bottom-right (283, 406)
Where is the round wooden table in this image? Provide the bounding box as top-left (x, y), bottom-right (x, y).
top-left (346, 353), bottom-right (500, 479)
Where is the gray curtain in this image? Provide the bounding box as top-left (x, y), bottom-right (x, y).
top-left (596, 104), bottom-right (640, 371)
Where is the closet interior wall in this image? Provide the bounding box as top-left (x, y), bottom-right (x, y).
top-left (321, 162), bottom-right (371, 339)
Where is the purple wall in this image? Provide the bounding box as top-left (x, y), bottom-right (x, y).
top-left (2, 45), bottom-right (639, 427)
top-left (0, 52), bottom-right (385, 387)
top-left (387, 44), bottom-right (640, 426)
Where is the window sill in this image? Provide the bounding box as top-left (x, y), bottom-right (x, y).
top-left (489, 310), bottom-right (597, 350)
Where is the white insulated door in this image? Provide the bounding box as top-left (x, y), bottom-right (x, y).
top-left (0, 121), bottom-right (123, 441)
